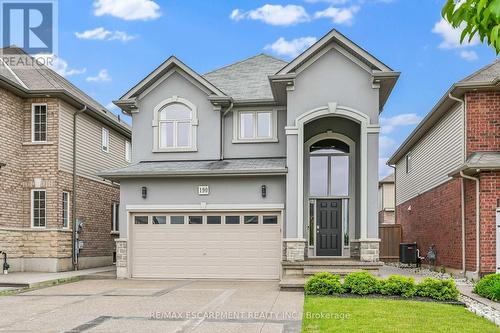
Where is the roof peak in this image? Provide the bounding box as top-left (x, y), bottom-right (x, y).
top-left (203, 53), bottom-right (287, 76)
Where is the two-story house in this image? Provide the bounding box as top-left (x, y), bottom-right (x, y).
top-left (0, 47), bottom-right (131, 272)
top-left (388, 59), bottom-right (500, 278)
top-left (102, 29), bottom-right (399, 283)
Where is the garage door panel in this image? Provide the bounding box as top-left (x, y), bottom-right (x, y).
top-left (131, 211), bottom-right (281, 279)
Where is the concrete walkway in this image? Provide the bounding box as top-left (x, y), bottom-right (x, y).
top-left (0, 266), bottom-right (116, 288)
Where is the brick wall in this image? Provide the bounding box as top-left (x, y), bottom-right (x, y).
top-left (466, 91), bottom-right (500, 155)
top-left (396, 178), bottom-right (463, 269)
top-left (479, 171), bottom-right (500, 274)
top-left (0, 86), bottom-right (122, 271)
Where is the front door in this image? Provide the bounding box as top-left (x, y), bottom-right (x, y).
top-left (316, 199), bottom-right (342, 256)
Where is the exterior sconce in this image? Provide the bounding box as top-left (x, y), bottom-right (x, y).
top-left (261, 185), bottom-right (267, 198)
top-left (141, 186), bottom-right (147, 199)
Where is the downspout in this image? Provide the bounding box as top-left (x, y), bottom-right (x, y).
top-left (220, 101), bottom-right (234, 160)
top-left (449, 92), bottom-right (468, 276)
top-left (72, 105), bottom-right (87, 270)
top-left (460, 171), bottom-right (480, 277)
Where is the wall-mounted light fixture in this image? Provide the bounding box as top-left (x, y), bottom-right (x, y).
top-left (0, 162), bottom-right (5, 169)
top-left (141, 186), bottom-right (147, 199)
top-left (261, 185), bottom-right (267, 198)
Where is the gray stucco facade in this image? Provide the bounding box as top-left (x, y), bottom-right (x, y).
top-left (102, 29), bottom-right (399, 279)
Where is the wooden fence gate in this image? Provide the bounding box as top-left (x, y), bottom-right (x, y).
top-left (379, 224), bottom-right (401, 261)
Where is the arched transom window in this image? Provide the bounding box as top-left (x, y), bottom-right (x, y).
top-left (309, 139), bottom-right (350, 197)
top-left (159, 103), bottom-right (192, 148)
top-left (153, 96), bottom-right (198, 152)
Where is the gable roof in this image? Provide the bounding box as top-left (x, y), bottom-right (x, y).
top-left (203, 54), bottom-right (287, 101)
top-left (273, 29), bottom-right (399, 110)
top-left (388, 58), bottom-right (500, 165)
top-left (379, 173), bottom-right (394, 184)
top-left (0, 47), bottom-right (130, 136)
top-left (120, 56), bottom-right (226, 101)
top-left (277, 29), bottom-right (392, 75)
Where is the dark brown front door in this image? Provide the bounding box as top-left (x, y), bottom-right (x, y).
top-left (316, 199), bottom-right (342, 256)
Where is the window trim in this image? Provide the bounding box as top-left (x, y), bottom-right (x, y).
top-left (152, 96), bottom-right (198, 153)
top-left (31, 103), bottom-right (48, 143)
top-left (112, 202), bottom-right (119, 232)
top-left (101, 127), bottom-right (109, 153)
top-left (62, 191), bottom-right (70, 229)
top-left (125, 141), bottom-right (131, 162)
top-left (31, 189), bottom-right (47, 228)
top-left (405, 152), bottom-right (412, 174)
top-left (233, 109), bottom-right (278, 143)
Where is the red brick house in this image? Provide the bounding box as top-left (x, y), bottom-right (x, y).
top-left (0, 48), bottom-right (131, 272)
top-left (388, 60), bottom-right (500, 279)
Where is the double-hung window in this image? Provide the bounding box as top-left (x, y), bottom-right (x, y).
top-left (32, 189), bottom-right (46, 228)
top-left (405, 152), bottom-right (412, 174)
top-left (101, 128), bottom-right (109, 152)
top-left (32, 104), bottom-right (47, 142)
top-left (235, 110), bottom-right (277, 142)
top-left (62, 192), bottom-right (69, 228)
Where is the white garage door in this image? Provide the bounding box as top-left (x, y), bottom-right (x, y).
top-left (130, 212), bottom-right (282, 279)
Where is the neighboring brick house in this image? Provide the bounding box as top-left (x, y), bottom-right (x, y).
top-left (378, 173), bottom-right (395, 224)
top-left (0, 48), bottom-right (131, 272)
top-left (388, 59), bottom-right (500, 278)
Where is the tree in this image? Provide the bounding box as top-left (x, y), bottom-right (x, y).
top-left (442, 0), bottom-right (500, 53)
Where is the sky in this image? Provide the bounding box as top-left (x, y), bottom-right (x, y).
top-left (25, 0), bottom-right (500, 178)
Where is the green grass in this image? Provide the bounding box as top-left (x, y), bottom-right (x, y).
top-left (0, 276), bottom-right (81, 296)
top-left (302, 296), bottom-right (500, 333)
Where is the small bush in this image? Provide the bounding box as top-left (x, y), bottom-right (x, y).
top-left (474, 274), bottom-right (500, 302)
top-left (416, 278), bottom-right (459, 301)
top-left (343, 271), bottom-right (379, 295)
top-left (304, 272), bottom-right (345, 296)
top-left (379, 275), bottom-right (416, 298)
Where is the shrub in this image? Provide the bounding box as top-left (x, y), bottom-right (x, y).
top-left (474, 274), bottom-right (500, 302)
top-left (416, 278), bottom-right (459, 301)
top-left (304, 272), bottom-right (345, 296)
top-left (379, 275), bottom-right (416, 298)
top-left (343, 271), bottom-right (379, 295)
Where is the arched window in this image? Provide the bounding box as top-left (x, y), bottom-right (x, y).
top-left (159, 103), bottom-right (192, 148)
top-left (153, 96), bottom-right (198, 152)
top-left (309, 139), bottom-right (350, 197)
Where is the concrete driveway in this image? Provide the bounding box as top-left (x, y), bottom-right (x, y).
top-left (0, 279), bottom-right (303, 333)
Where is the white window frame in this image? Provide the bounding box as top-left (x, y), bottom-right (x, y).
top-left (152, 96), bottom-right (198, 153)
top-left (233, 109), bottom-right (278, 143)
top-left (112, 202), bottom-right (119, 233)
top-left (31, 189), bottom-right (47, 228)
top-left (101, 128), bottom-right (109, 153)
top-left (125, 141), bottom-right (131, 162)
top-left (31, 103), bottom-right (48, 143)
top-left (405, 152), bottom-right (412, 174)
top-left (62, 191), bottom-right (70, 229)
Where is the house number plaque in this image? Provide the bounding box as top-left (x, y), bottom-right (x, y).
top-left (198, 185), bottom-right (210, 196)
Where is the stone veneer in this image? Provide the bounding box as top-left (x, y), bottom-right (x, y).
top-left (115, 239), bottom-right (128, 279)
top-left (283, 240), bottom-right (306, 262)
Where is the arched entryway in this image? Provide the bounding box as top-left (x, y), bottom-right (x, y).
top-left (305, 130), bottom-right (356, 257)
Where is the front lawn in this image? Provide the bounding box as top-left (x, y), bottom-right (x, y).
top-left (302, 296), bottom-right (499, 333)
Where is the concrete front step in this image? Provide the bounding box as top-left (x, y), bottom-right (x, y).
top-left (279, 276), bottom-right (305, 291)
top-left (303, 266), bottom-right (380, 276)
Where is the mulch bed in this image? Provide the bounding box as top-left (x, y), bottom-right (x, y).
top-left (313, 293), bottom-right (465, 306)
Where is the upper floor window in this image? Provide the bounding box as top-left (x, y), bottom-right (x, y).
top-left (233, 110), bottom-right (278, 143)
top-left (153, 96), bottom-right (198, 152)
top-left (405, 152), bottom-right (412, 174)
top-left (101, 128), bottom-right (109, 152)
top-left (125, 141), bottom-right (131, 162)
top-left (32, 104), bottom-right (47, 142)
